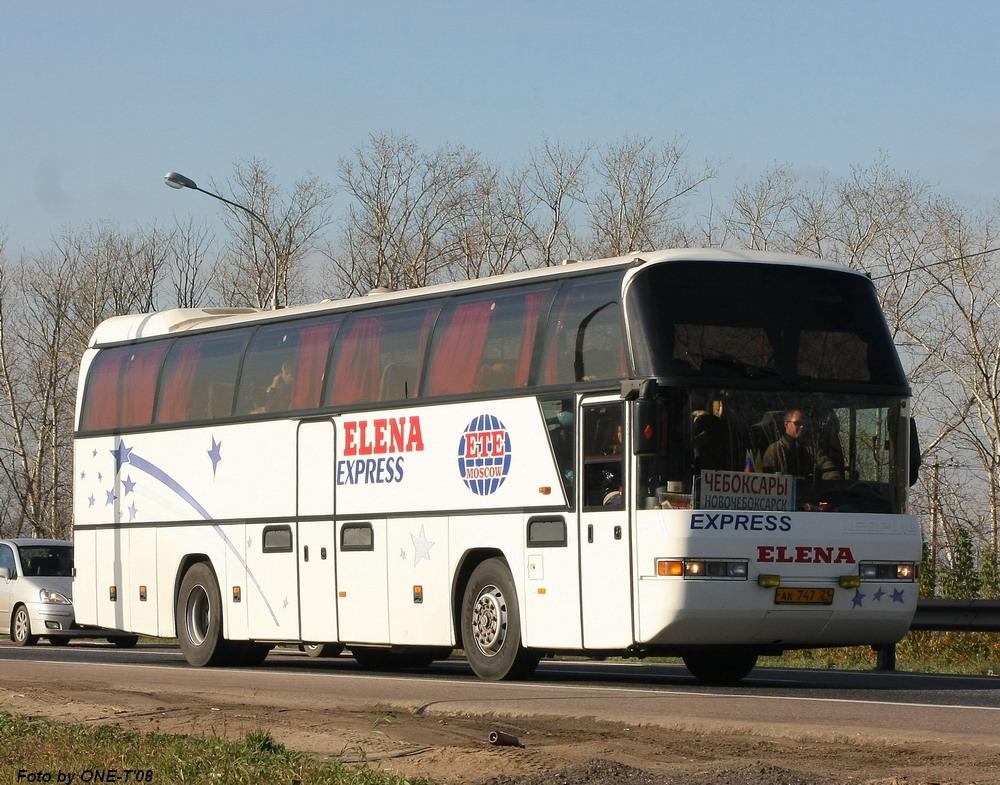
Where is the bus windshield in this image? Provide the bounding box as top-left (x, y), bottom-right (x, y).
top-left (626, 261), bottom-right (908, 391)
top-left (638, 389), bottom-right (909, 515)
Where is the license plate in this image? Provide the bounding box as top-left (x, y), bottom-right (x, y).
top-left (774, 587), bottom-right (834, 605)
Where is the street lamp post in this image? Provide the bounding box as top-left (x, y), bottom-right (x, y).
top-left (164, 171), bottom-right (281, 310)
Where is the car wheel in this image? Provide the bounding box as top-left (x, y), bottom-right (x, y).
top-left (11, 605), bottom-right (38, 647)
top-left (682, 649), bottom-right (758, 684)
top-left (176, 562), bottom-right (228, 667)
top-left (111, 635), bottom-right (139, 649)
top-left (461, 558), bottom-right (539, 681)
top-left (304, 643), bottom-right (343, 658)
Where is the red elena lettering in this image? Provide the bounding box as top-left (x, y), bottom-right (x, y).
top-left (358, 420), bottom-right (372, 455)
top-left (343, 421), bottom-right (358, 456)
top-left (373, 419), bottom-right (387, 453)
top-left (755, 545), bottom-right (856, 563)
top-left (835, 547), bottom-right (855, 564)
top-left (406, 416), bottom-right (424, 452)
top-left (389, 418), bottom-right (405, 452)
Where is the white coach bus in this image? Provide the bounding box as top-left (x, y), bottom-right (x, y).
top-left (72, 249), bottom-right (921, 683)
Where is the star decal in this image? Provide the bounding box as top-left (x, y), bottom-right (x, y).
top-left (400, 548), bottom-right (407, 560)
top-left (127, 502), bottom-right (138, 522)
top-left (891, 588), bottom-right (905, 603)
top-left (92, 449), bottom-right (97, 457)
top-left (207, 437), bottom-right (223, 476)
top-left (123, 475), bottom-right (136, 495)
top-left (411, 525), bottom-right (435, 567)
top-left (105, 489), bottom-right (118, 506)
top-left (98, 472), bottom-right (103, 482)
top-left (873, 586), bottom-right (886, 602)
top-left (88, 494), bottom-right (95, 508)
top-left (80, 471), bottom-right (86, 480)
top-left (111, 441), bottom-right (133, 473)
top-left (282, 597), bottom-right (289, 609)
top-left (851, 589), bottom-right (865, 608)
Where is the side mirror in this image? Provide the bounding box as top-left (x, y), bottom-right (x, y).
top-left (0, 567), bottom-right (9, 580)
top-left (909, 418), bottom-right (921, 487)
top-left (632, 399), bottom-right (662, 456)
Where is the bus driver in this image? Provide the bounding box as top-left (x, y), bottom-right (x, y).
top-left (762, 408), bottom-right (842, 480)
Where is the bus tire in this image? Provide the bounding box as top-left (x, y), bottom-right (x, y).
top-left (461, 558), bottom-right (539, 681)
top-left (111, 635), bottom-right (139, 649)
top-left (682, 649), bottom-right (758, 685)
top-left (304, 643), bottom-right (343, 658)
top-left (176, 562), bottom-right (228, 667)
top-left (232, 642), bottom-right (272, 666)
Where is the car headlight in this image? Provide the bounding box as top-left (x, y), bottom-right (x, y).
top-left (39, 589), bottom-right (72, 605)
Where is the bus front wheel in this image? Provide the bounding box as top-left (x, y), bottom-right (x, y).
top-left (176, 562), bottom-right (228, 667)
top-left (682, 649), bottom-right (758, 684)
top-left (461, 558), bottom-right (539, 681)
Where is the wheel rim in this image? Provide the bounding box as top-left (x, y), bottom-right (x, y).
top-left (185, 585), bottom-right (210, 646)
top-left (471, 583), bottom-right (508, 658)
top-left (14, 609), bottom-right (29, 642)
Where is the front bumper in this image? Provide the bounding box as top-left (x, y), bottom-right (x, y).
top-left (27, 602), bottom-right (132, 638)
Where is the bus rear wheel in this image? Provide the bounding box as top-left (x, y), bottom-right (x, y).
top-left (461, 558), bottom-right (539, 681)
top-left (176, 562), bottom-right (228, 667)
top-left (682, 649), bottom-right (758, 684)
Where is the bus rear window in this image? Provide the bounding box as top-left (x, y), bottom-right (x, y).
top-left (155, 330), bottom-right (251, 424)
top-left (81, 343), bottom-right (169, 431)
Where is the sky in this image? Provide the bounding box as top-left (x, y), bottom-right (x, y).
top-left (2, 1), bottom-right (999, 255)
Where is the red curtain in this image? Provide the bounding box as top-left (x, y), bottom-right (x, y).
top-left (514, 291), bottom-right (545, 387)
top-left (81, 350), bottom-right (125, 430)
top-left (290, 321), bottom-right (337, 410)
top-left (157, 342), bottom-right (201, 423)
top-left (119, 344), bottom-right (169, 427)
top-left (326, 316), bottom-right (380, 405)
top-left (425, 301), bottom-right (492, 395)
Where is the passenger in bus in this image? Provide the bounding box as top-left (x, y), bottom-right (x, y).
top-left (762, 408), bottom-right (843, 480)
top-left (265, 362), bottom-right (295, 411)
top-left (691, 399), bottom-right (728, 470)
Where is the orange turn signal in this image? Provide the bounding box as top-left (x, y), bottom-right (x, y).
top-left (656, 560), bottom-right (684, 577)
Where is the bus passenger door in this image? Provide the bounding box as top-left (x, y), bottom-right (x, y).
top-left (578, 398), bottom-right (634, 649)
top-left (297, 419), bottom-right (338, 643)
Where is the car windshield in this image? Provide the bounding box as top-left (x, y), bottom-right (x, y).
top-left (18, 545), bottom-right (73, 577)
top-left (636, 389), bottom-right (909, 514)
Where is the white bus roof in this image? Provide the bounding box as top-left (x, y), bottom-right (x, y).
top-left (87, 248), bottom-right (858, 347)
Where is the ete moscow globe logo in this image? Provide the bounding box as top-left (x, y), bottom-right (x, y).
top-left (457, 414), bottom-right (512, 495)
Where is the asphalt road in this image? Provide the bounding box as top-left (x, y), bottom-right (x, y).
top-left (2, 641), bottom-right (999, 747)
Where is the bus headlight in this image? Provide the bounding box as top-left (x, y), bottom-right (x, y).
top-left (656, 559), bottom-right (748, 580)
top-left (858, 562), bottom-right (916, 582)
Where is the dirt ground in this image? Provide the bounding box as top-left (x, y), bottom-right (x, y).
top-left (4, 678), bottom-right (1000, 785)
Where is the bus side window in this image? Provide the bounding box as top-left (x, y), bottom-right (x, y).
top-left (235, 316), bottom-right (340, 416)
top-left (582, 404), bottom-right (624, 509)
top-left (540, 398), bottom-right (575, 504)
top-left (156, 330), bottom-right (251, 424)
top-left (326, 303), bottom-right (438, 407)
top-left (537, 274), bottom-right (627, 385)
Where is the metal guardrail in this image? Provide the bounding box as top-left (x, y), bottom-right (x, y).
top-left (874, 598), bottom-right (1000, 671)
top-left (910, 599), bottom-right (1000, 632)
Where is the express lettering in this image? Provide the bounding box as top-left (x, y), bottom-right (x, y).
top-left (336, 456), bottom-right (406, 485)
top-left (756, 545), bottom-right (855, 564)
top-left (689, 513), bottom-right (792, 532)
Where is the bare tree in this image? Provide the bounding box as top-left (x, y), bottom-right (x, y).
top-left (588, 136), bottom-right (715, 257)
top-left (525, 140), bottom-right (589, 265)
top-left (169, 217), bottom-right (215, 308)
top-left (725, 165), bottom-right (799, 251)
top-left (448, 164), bottom-right (534, 280)
top-left (215, 158), bottom-right (332, 308)
top-left (326, 133), bottom-right (479, 296)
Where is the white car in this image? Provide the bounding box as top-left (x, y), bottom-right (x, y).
top-left (0, 538), bottom-right (138, 647)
